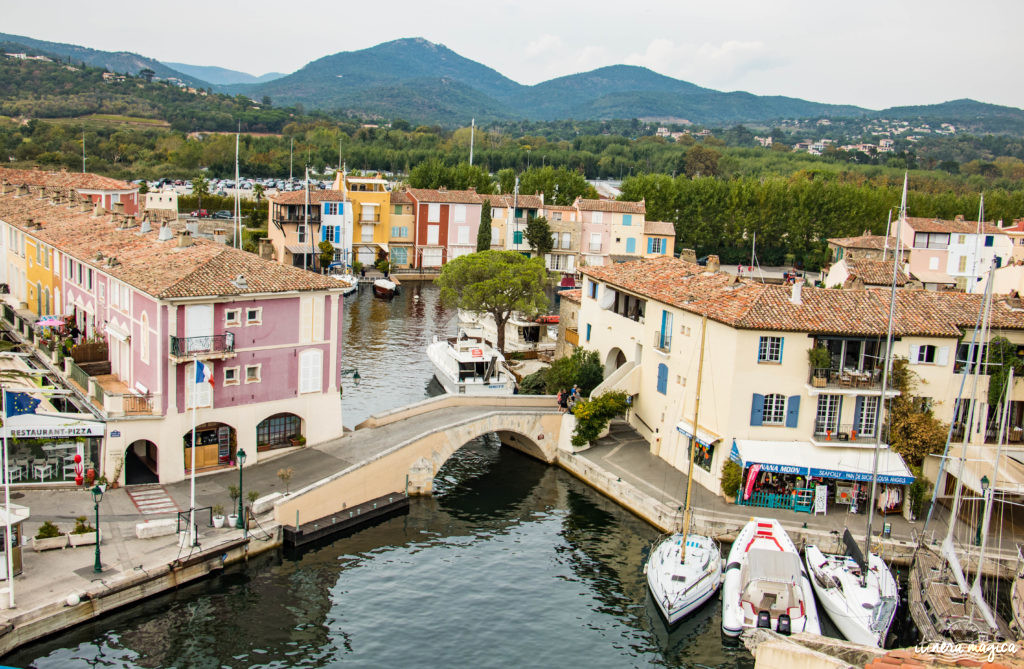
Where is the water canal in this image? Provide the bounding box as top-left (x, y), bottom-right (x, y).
top-left (9, 284), bottom-right (756, 667)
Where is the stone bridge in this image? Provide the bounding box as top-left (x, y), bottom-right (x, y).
top-left (273, 395), bottom-right (571, 529)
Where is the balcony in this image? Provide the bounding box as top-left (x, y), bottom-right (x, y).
top-left (358, 214), bottom-right (382, 223)
top-left (169, 333), bottom-right (236, 362)
top-left (654, 331), bottom-right (672, 352)
top-left (588, 244), bottom-right (602, 253)
top-left (64, 359), bottom-right (161, 417)
top-left (565, 327), bottom-right (579, 347)
top-left (813, 422), bottom-right (884, 445)
top-left (808, 366), bottom-right (883, 391)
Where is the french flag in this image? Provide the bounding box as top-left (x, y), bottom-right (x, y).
top-left (196, 361), bottom-right (214, 387)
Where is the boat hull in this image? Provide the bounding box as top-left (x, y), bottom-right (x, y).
top-left (805, 545), bottom-right (897, 647)
top-left (645, 534), bottom-right (722, 625)
top-left (373, 281), bottom-right (395, 299)
top-left (426, 339), bottom-right (515, 396)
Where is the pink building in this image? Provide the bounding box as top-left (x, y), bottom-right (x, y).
top-left (1, 191), bottom-right (346, 485)
top-left (407, 188), bottom-right (483, 268)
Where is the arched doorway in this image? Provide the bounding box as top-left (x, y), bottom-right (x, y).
top-left (183, 422), bottom-right (236, 473)
top-left (604, 347), bottom-right (627, 376)
top-left (257, 413), bottom-right (303, 452)
top-left (124, 440), bottom-right (158, 485)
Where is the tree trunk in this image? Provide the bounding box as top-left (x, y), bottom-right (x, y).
top-left (494, 312), bottom-right (507, 355)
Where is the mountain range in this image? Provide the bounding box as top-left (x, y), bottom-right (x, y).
top-left (2, 32), bottom-right (1023, 129)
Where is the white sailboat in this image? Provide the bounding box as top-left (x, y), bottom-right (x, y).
top-left (803, 175), bottom-right (906, 648)
top-left (644, 314), bottom-right (723, 625)
top-left (911, 195), bottom-right (1012, 643)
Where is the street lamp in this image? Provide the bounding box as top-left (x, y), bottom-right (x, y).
top-left (236, 448), bottom-right (247, 530)
top-left (976, 474), bottom-right (990, 546)
top-left (91, 484), bottom-right (104, 573)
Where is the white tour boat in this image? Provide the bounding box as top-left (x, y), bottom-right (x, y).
top-left (644, 313), bottom-right (722, 625)
top-left (722, 518), bottom-right (820, 637)
top-left (805, 531), bottom-right (898, 646)
top-left (426, 330), bottom-right (515, 395)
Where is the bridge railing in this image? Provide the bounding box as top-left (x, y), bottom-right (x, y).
top-left (354, 393), bottom-right (558, 430)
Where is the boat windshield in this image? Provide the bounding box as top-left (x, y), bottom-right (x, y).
top-left (458, 361), bottom-right (497, 382)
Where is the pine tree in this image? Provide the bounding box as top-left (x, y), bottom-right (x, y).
top-left (476, 199), bottom-right (492, 252)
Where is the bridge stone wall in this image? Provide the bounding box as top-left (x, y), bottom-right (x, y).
top-left (274, 407), bottom-right (563, 527)
top-left (354, 394), bottom-right (557, 430)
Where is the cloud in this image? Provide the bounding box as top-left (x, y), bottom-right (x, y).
top-left (624, 38), bottom-right (781, 88)
top-left (517, 34), bottom-right (613, 84)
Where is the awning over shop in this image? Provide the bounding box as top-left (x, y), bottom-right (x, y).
top-left (1, 413), bottom-right (106, 439)
top-left (676, 420), bottom-right (721, 448)
top-left (729, 439), bottom-right (914, 485)
top-left (285, 244), bottom-right (315, 254)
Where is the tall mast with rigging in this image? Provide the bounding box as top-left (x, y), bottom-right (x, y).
top-left (681, 313), bottom-right (708, 562)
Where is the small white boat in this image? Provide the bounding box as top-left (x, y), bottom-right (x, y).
top-left (805, 530), bottom-right (898, 647)
top-left (373, 278), bottom-right (397, 298)
top-left (330, 273), bottom-right (359, 296)
top-left (426, 330), bottom-right (515, 395)
top-left (722, 518), bottom-right (820, 637)
top-left (645, 533), bottom-right (722, 625)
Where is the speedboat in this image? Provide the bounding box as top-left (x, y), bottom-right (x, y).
top-left (645, 533), bottom-right (722, 625)
top-left (426, 330), bottom-right (515, 395)
top-left (721, 518), bottom-right (819, 637)
top-left (373, 278), bottom-right (397, 298)
top-left (805, 530), bottom-right (897, 646)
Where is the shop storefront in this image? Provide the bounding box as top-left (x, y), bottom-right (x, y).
top-left (729, 439), bottom-right (914, 515)
top-left (2, 414), bottom-right (105, 485)
top-left (183, 422), bottom-right (236, 471)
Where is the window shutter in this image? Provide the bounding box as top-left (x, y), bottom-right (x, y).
top-left (909, 344), bottom-right (920, 363)
top-left (623, 214), bottom-right (631, 226)
top-left (299, 349), bottom-right (322, 393)
top-left (657, 363), bottom-right (668, 394)
top-left (647, 237), bottom-right (654, 254)
top-left (936, 346), bottom-right (950, 366)
top-left (750, 393), bottom-right (765, 426)
top-left (785, 395), bottom-right (800, 428)
top-left (853, 396), bottom-right (864, 431)
top-left (321, 225), bottom-right (327, 242)
top-left (779, 337), bottom-right (784, 363)
top-left (626, 238), bottom-right (636, 253)
top-left (322, 203), bottom-right (329, 216)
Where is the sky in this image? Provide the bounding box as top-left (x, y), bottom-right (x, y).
top-left (4, 0), bottom-right (1022, 111)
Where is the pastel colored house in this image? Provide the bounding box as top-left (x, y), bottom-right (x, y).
top-left (334, 174), bottom-right (391, 266)
top-left (406, 188), bottom-right (483, 268)
top-left (642, 221), bottom-right (675, 258)
top-left (491, 194), bottom-right (542, 255)
top-left (267, 190), bottom-right (354, 271)
top-left (574, 198), bottom-right (646, 266)
top-left (543, 204), bottom-right (579, 274)
top-left (388, 190), bottom-right (415, 268)
top-left (0, 167), bottom-right (139, 215)
top-left (0, 186), bottom-right (348, 486)
top-left (898, 215), bottom-right (1011, 291)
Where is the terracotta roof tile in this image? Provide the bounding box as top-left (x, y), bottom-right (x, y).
top-left (580, 256), bottom-right (1024, 337)
top-left (270, 189), bottom-right (345, 205)
top-left (575, 198), bottom-right (646, 214)
top-left (0, 167), bottom-right (132, 191)
top-left (561, 288), bottom-right (582, 303)
top-left (0, 192), bottom-right (340, 299)
top-left (644, 221), bottom-right (675, 236)
top-left (406, 188), bottom-right (483, 204)
top-left (845, 259), bottom-right (909, 286)
top-left (483, 194), bottom-right (544, 208)
top-left (828, 233), bottom-right (907, 251)
top-left (389, 190), bottom-right (411, 204)
top-left (905, 215), bottom-right (1003, 235)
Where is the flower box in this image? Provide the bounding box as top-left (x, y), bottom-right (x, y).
top-left (69, 531), bottom-right (98, 547)
top-left (32, 535), bottom-right (68, 551)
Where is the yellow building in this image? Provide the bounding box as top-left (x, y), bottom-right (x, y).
top-left (388, 190), bottom-right (415, 268)
top-left (333, 173), bottom-right (391, 266)
top-left (25, 233), bottom-right (59, 316)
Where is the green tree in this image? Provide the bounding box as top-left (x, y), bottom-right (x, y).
top-left (985, 336), bottom-right (1024, 409)
top-left (252, 182), bottom-right (265, 205)
top-left (684, 145), bottom-right (721, 178)
top-left (477, 198), bottom-right (492, 252)
top-left (191, 175), bottom-right (209, 212)
top-left (524, 215), bottom-right (553, 257)
top-left (545, 348), bottom-right (603, 396)
top-left (435, 251), bottom-right (549, 354)
top-left (571, 391), bottom-right (628, 447)
top-left (886, 357), bottom-right (949, 466)
top-left (318, 241), bottom-right (334, 271)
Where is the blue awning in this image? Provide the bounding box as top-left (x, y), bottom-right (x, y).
top-left (676, 419), bottom-right (720, 448)
top-left (730, 439), bottom-right (914, 485)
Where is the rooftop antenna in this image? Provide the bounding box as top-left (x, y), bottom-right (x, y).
top-left (469, 118), bottom-right (475, 166)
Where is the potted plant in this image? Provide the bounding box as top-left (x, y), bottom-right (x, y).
top-left (68, 515), bottom-right (98, 547)
top-left (247, 490), bottom-right (260, 514)
top-left (277, 467), bottom-right (294, 495)
top-left (720, 460), bottom-right (742, 503)
top-left (808, 347), bottom-right (831, 387)
top-left (289, 434), bottom-right (306, 447)
top-left (32, 520), bottom-right (68, 551)
top-left (212, 504), bottom-right (226, 528)
top-left (227, 485), bottom-right (240, 526)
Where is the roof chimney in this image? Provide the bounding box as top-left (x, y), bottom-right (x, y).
top-left (112, 201), bottom-right (125, 215)
top-left (139, 218), bottom-right (152, 234)
top-left (705, 254), bottom-right (720, 273)
top-left (213, 228), bottom-right (227, 245)
top-left (158, 222), bottom-right (174, 242)
top-left (176, 230), bottom-right (194, 248)
top-left (231, 274), bottom-right (248, 290)
top-left (955, 214), bottom-right (965, 223)
top-left (790, 279), bottom-right (804, 305)
top-left (0, 180), bottom-right (11, 195)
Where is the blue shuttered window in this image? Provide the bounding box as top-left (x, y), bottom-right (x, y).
top-left (785, 395), bottom-right (800, 428)
top-left (513, 230), bottom-right (524, 244)
top-left (626, 238), bottom-right (636, 253)
top-left (391, 247), bottom-right (407, 265)
top-left (852, 396), bottom-right (864, 431)
top-left (750, 393), bottom-right (765, 426)
top-left (647, 237), bottom-right (654, 254)
top-left (586, 324), bottom-right (591, 341)
top-left (623, 214), bottom-right (632, 226)
top-left (656, 363), bottom-right (668, 394)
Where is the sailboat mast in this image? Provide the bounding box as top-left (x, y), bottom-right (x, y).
top-left (973, 367), bottom-right (1011, 596)
top-left (750, 232), bottom-right (755, 268)
top-left (303, 167), bottom-right (310, 272)
top-left (469, 118), bottom-right (475, 166)
top-left (865, 176), bottom-right (906, 562)
top-left (234, 129), bottom-right (241, 249)
top-left (681, 313), bottom-right (708, 562)
top-left (882, 209), bottom-right (892, 263)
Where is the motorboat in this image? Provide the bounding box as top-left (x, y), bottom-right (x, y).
top-left (644, 313), bottom-right (722, 626)
top-left (426, 330), bottom-right (515, 395)
top-left (805, 530), bottom-right (897, 646)
top-left (645, 533), bottom-right (722, 625)
top-left (721, 518), bottom-right (820, 637)
top-left (330, 273), bottom-right (358, 296)
top-left (458, 309), bottom-right (558, 357)
top-left (373, 278), bottom-right (397, 299)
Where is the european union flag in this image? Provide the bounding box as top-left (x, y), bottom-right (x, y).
top-left (4, 390), bottom-right (40, 419)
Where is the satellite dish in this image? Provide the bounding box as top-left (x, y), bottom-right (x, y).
top-left (599, 287), bottom-right (616, 310)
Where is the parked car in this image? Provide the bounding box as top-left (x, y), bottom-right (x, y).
top-left (190, 209), bottom-right (209, 218)
top-left (213, 210), bottom-right (233, 219)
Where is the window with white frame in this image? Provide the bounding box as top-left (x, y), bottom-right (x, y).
top-left (651, 238), bottom-right (664, 254)
top-left (552, 212), bottom-right (562, 221)
top-left (457, 226), bottom-right (469, 244)
top-left (245, 364), bottom-right (261, 383)
top-left (453, 205), bottom-right (466, 223)
top-left (859, 396), bottom-right (879, 436)
top-left (246, 307), bottom-right (262, 326)
top-left (299, 349), bottom-right (323, 393)
top-left (561, 232), bottom-right (571, 249)
top-left (427, 203), bottom-right (441, 222)
top-left (297, 226), bottom-right (306, 243)
top-left (224, 366), bottom-right (239, 386)
top-left (757, 336), bottom-right (783, 363)
top-left (815, 395), bottom-right (841, 434)
top-left (917, 344), bottom-right (936, 363)
top-left (589, 233), bottom-right (601, 253)
top-left (763, 393), bottom-right (787, 425)
top-left (299, 296), bottom-right (325, 343)
top-left (592, 211), bottom-right (603, 224)
top-left (225, 309), bottom-right (241, 327)
top-left (551, 232), bottom-right (559, 248)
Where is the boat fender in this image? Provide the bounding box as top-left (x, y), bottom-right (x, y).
top-left (756, 611), bottom-right (771, 629)
top-left (724, 561), bottom-right (741, 573)
top-left (777, 614), bottom-right (791, 636)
